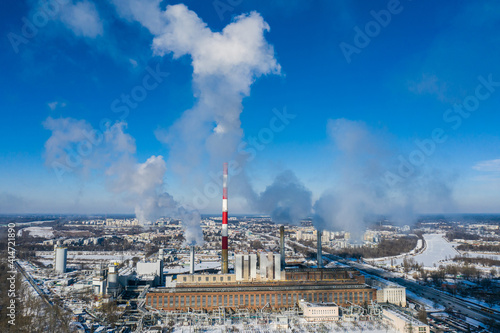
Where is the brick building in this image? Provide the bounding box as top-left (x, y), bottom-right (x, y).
top-left (145, 267), bottom-right (376, 311)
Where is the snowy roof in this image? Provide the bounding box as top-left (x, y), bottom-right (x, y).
top-left (163, 262), bottom-right (220, 274)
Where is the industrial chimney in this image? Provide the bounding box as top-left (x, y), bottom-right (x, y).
top-left (317, 229), bottom-right (323, 268)
top-left (190, 245), bottom-right (195, 274)
top-left (279, 226), bottom-right (285, 269)
top-left (222, 162), bottom-right (229, 274)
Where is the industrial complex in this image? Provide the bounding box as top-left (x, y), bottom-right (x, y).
top-left (143, 163), bottom-right (375, 312)
top-left (9, 163), bottom-right (452, 332)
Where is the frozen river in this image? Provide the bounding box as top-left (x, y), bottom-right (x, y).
top-left (416, 233), bottom-right (460, 267)
top-left (382, 233), bottom-right (460, 268)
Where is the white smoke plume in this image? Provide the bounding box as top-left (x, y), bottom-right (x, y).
top-left (252, 170), bottom-right (312, 225)
top-left (110, 1), bottom-right (283, 235)
top-left (43, 118), bottom-right (167, 222)
top-left (112, 2), bottom-right (280, 177)
top-left (153, 4), bottom-right (280, 177)
top-left (312, 118), bottom-right (457, 239)
top-left (44, 3), bottom-right (281, 244)
top-left (42, 117), bottom-right (204, 244)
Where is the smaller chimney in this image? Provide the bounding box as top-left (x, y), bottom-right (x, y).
top-left (279, 226), bottom-right (285, 269)
top-left (317, 230), bottom-right (323, 268)
top-left (190, 245), bottom-right (195, 274)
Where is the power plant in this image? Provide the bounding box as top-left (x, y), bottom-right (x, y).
top-left (144, 162), bottom-right (377, 312)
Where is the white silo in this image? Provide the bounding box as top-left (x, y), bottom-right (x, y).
top-left (108, 264), bottom-right (118, 288)
top-left (55, 247), bottom-right (67, 273)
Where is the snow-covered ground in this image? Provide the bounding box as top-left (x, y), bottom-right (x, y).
top-left (460, 252), bottom-right (500, 261)
top-left (164, 262), bottom-right (220, 274)
top-left (36, 251), bottom-right (137, 261)
top-left (380, 234), bottom-right (460, 268)
top-left (405, 290), bottom-right (444, 311)
top-left (172, 322), bottom-right (397, 333)
top-left (18, 226), bottom-right (55, 238)
top-left (3, 220), bottom-right (54, 227)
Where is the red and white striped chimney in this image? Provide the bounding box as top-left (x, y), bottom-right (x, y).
top-left (222, 162), bottom-right (229, 274)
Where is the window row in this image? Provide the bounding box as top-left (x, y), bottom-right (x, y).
top-left (147, 290), bottom-right (373, 308)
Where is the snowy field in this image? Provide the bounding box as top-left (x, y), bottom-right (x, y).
top-left (18, 226), bottom-right (55, 238)
top-left (164, 262), bottom-right (220, 274)
top-left (380, 234), bottom-right (459, 268)
top-left (460, 252), bottom-right (500, 261)
top-left (1, 220), bottom-right (54, 226)
top-left (405, 289), bottom-right (444, 311)
top-left (36, 251), bottom-right (137, 261)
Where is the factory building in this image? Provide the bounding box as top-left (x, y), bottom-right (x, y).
top-left (145, 279), bottom-right (375, 311)
top-left (366, 278), bottom-right (406, 307)
top-left (235, 253), bottom-right (257, 281)
top-left (107, 264), bottom-right (121, 297)
top-left (136, 249), bottom-right (164, 286)
top-left (92, 276), bottom-right (107, 295)
top-left (299, 300), bottom-right (340, 322)
top-left (146, 267), bottom-right (376, 311)
top-left (90, 263), bottom-right (126, 299)
top-left (382, 307), bottom-right (429, 333)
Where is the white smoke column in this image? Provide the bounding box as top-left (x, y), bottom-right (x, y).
top-left (313, 119), bottom-right (385, 238)
top-left (43, 118), bottom-right (177, 225)
top-left (112, 2), bottom-right (280, 176)
top-left (106, 155), bottom-right (172, 224)
top-left (254, 170), bottom-right (312, 224)
top-left (177, 207), bottom-right (203, 245)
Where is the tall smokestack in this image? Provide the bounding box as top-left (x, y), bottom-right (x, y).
top-left (317, 229), bottom-right (323, 268)
top-left (279, 226), bottom-right (285, 270)
top-left (222, 162), bottom-right (229, 274)
top-left (190, 245), bottom-right (195, 275)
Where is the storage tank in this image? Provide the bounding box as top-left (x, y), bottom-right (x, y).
top-left (108, 264), bottom-right (118, 288)
top-left (55, 247), bottom-right (67, 273)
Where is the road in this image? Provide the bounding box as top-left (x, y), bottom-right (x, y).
top-left (328, 256), bottom-right (500, 330)
top-left (14, 261), bottom-right (53, 305)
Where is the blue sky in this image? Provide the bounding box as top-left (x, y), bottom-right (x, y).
top-left (1, 0), bottom-right (499, 218)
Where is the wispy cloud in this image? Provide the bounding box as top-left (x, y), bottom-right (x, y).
top-left (47, 101), bottom-right (66, 111)
top-left (472, 158), bottom-right (500, 172)
top-left (408, 74), bottom-right (449, 102)
top-left (58, 1), bottom-right (104, 38)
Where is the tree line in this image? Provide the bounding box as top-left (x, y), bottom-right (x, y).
top-left (332, 236), bottom-right (419, 259)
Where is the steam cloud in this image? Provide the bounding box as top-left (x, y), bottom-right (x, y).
top-left (43, 3), bottom-right (280, 245)
top-left (312, 118), bottom-right (456, 239)
top-left (111, 1), bottom-right (283, 235)
top-left (253, 170), bottom-right (313, 224)
top-left (113, 2), bottom-right (280, 177)
top-left (43, 3), bottom-right (457, 244)
top-left (42, 117), bottom-right (204, 244)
